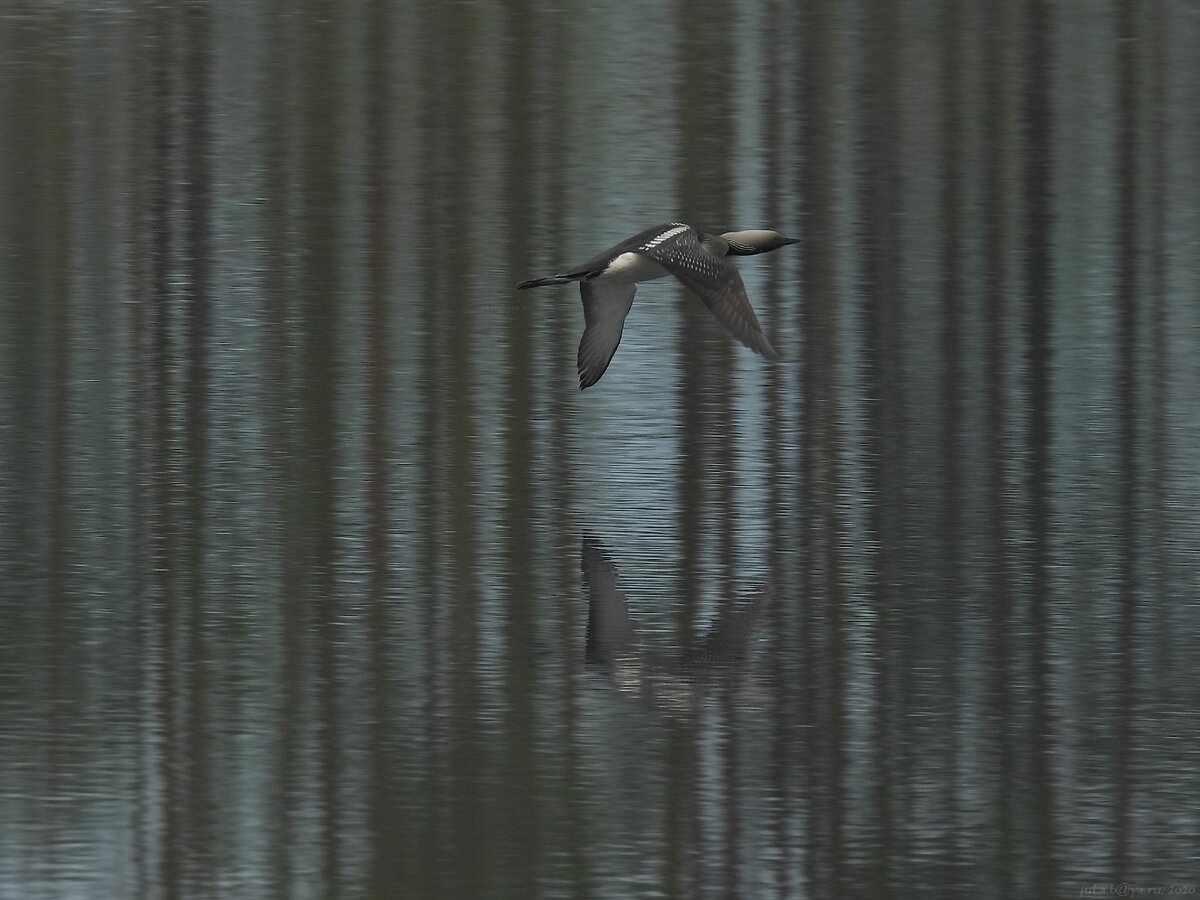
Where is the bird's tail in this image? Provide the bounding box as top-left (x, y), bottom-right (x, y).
top-left (516, 274), bottom-right (576, 290)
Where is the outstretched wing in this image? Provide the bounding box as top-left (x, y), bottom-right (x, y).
top-left (577, 281), bottom-right (637, 389)
top-left (581, 536), bottom-right (640, 666)
top-left (694, 585), bottom-right (767, 666)
top-left (639, 227), bottom-right (779, 361)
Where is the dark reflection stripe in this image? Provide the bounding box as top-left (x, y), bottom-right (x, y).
top-left (181, 2), bottom-right (213, 893)
top-left (860, 0), bottom-right (902, 892)
top-left (300, 1), bottom-right (342, 895)
top-left (797, 0), bottom-right (819, 888)
top-left (364, 0), bottom-right (396, 896)
top-left (416, 2), bottom-right (448, 891)
top-left (430, 3), bottom-right (485, 895)
top-left (1024, 0), bottom-right (1057, 889)
top-left (0, 36), bottom-right (46, 872)
top-left (1115, 0), bottom-right (1138, 879)
top-left (1144, 25), bottom-right (1186, 874)
top-left (761, 4), bottom-right (796, 896)
top-left (939, 0), bottom-right (964, 886)
top-left (0, 6), bottom-right (43, 625)
top-left (687, 0), bottom-right (742, 893)
top-left (43, 9), bottom-right (75, 896)
top-left (672, 0), bottom-right (738, 893)
top-left (122, 8), bottom-right (151, 897)
top-left (798, 0), bottom-right (846, 893)
top-left (262, 3), bottom-right (301, 898)
top-left (543, 7), bottom-right (586, 895)
top-left (502, 1), bottom-right (540, 894)
top-left (1147, 0), bottom-right (1170, 709)
top-left (982, 0), bottom-right (1015, 892)
top-left (147, 4), bottom-right (182, 897)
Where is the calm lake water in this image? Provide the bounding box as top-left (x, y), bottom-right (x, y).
top-left (2, 1), bottom-right (1199, 898)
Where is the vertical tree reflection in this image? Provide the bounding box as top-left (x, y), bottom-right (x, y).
top-left (1114, 0), bottom-right (1137, 879)
top-left (300, 1), bottom-right (340, 894)
top-left (542, 8), bottom-right (587, 895)
top-left (682, 2), bottom-right (741, 894)
top-left (122, 8), bottom-right (152, 896)
top-left (147, 4), bottom-right (181, 897)
top-left (981, 0), bottom-right (1015, 891)
top-left (0, 29), bottom-right (45, 866)
top-left (181, 2), bottom-right (213, 891)
top-left (430, 4), bottom-right (485, 895)
top-left (938, 0), bottom-right (964, 883)
top-left (0, 7), bottom-right (43, 660)
top-left (364, 0), bottom-right (395, 896)
top-left (415, 0), bottom-right (445, 887)
top-left (672, 0), bottom-right (738, 891)
top-left (799, 0), bottom-right (846, 893)
top-left (1147, 0), bottom-right (1170, 706)
top-left (501, 2), bottom-right (539, 895)
top-left (43, 9), bottom-right (75, 896)
top-left (860, 0), bottom-right (902, 891)
top-left (1024, 0), bottom-right (1057, 889)
top-left (760, 4), bottom-right (795, 897)
top-left (262, 2), bottom-right (301, 897)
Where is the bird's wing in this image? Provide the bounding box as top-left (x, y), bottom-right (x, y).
top-left (581, 536), bottom-right (640, 665)
top-left (696, 584), bottom-right (767, 666)
top-left (578, 281), bottom-right (637, 389)
top-left (639, 228), bottom-right (779, 361)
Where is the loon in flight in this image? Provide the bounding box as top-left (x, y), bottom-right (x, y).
top-left (517, 222), bottom-right (797, 389)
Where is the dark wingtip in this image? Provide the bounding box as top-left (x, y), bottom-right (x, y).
top-left (747, 331), bottom-right (780, 362)
top-left (518, 275), bottom-right (573, 290)
top-left (581, 533), bottom-right (612, 565)
top-left (577, 360), bottom-right (603, 390)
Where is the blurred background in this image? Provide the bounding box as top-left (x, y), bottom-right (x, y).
top-left (1, 1), bottom-right (1198, 898)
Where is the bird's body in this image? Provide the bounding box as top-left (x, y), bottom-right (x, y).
top-left (517, 222), bottom-right (797, 389)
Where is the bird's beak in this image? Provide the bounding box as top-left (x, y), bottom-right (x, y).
top-left (781, 236), bottom-right (800, 246)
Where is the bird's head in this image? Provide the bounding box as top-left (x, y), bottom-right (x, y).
top-left (719, 229), bottom-right (800, 255)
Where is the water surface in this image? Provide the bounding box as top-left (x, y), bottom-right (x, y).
top-left (2, 1), bottom-right (1199, 898)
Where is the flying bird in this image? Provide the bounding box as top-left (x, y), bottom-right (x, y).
top-left (517, 223), bottom-right (797, 389)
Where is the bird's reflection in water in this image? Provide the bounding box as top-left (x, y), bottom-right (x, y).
top-left (581, 536), bottom-right (766, 716)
